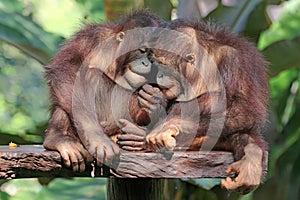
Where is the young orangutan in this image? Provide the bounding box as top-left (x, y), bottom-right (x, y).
top-left (43, 10), bottom-right (164, 171)
top-left (117, 19), bottom-right (269, 194)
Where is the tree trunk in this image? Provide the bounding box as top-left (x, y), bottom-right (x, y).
top-left (107, 178), bottom-right (164, 200)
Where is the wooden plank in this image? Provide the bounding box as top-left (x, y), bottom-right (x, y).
top-left (0, 145), bottom-right (234, 179)
top-left (111, 151), bottom-right (234, 178)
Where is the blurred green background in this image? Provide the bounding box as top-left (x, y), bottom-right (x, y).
top-left (0, 0), bottom-right (299, 199)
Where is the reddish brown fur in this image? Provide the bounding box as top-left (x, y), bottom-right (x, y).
top-left (43, 10), bottom-right (163, 171)
top-left (143, 19), bottom-right (268, 194)
top-left (152, 19), bottom-right (269, 157)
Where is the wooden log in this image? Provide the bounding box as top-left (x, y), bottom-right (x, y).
top-left (0, 145), bottom-right (236, 179)
top-left (0, 145), bottom-right (92, 179)
top-left (110, 150), bottom-right (234, 178)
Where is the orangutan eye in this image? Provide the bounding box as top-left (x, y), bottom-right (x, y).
top-left (185, 53), bottom-right (195, 63)
top-left (138, 47), bottom-right (147, 53)
top-left (116, 31), bottom-right (125, 42)
top-left (157, 72), bottom-right (164, 79)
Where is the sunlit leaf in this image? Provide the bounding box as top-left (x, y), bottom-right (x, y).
top-left (0, 179), bottom-right (42, 199)
top-left (259, 0), bottom-right (300, 49)
top-left (269, 68), bottom-right (298, 100)
top-left (30, 0), bottom-right (88, 37)
top-left (0, 43), bottom-right (48, 139)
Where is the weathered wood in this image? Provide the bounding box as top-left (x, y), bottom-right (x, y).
top-left (0, 145), bottom-right (96, 179)
top-left (110, 150), bottom-right (234, 178)
top-left (0, 145), bottom-right (235, 179)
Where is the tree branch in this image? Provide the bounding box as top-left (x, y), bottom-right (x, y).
top-left (0, 145), bottom-right (236, 179)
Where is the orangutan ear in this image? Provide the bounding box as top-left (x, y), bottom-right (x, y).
top-left (87, 30), bottom-right (125, 78)
top-left (116, 31), bottom-right (125, 42)
top-left (212, 45), bottom-right (236, 66)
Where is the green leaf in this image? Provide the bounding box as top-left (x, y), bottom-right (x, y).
top-left (3, 178), bottom-right (106, 200)
top-left (243, 1), bottom-right (270, 42)
top-left (181, 178), bottom-right (221, 190)
top-left (77, 0), bottom-right (105, 21)
top-left (36, 178), bottom-right (106, 200)
top-left (276, 130), bottom-right (300, 174)
top-left (0, 191), bottom-right (10, 200)
top-left (270, 68), bottom-right (298, 99)
top-left (262, 36), bottom-right (300, 76)
top-left (271, 71), bottom-right (299, 132)
top-left (0, 179), bottom-right (42, 200)
top-left (0, 0), bottom-right (25, 13)
top-left (0, 10), bottom-right (61, 64)
top-left (3, 40), bottom-right (51, 66)
top-left (207, 0), bottom-right (263, 33)
top-left (258, 0), bottom-right (300, 49)
top-left (145, 0), bottom-right (173, 20)
top-left (0, 42), bottom-right (49, 138)
top-left (281, 76), bottom-right (299, 126)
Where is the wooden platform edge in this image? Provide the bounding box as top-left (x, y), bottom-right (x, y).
top-left (0, 145), bottom-right (235, 179)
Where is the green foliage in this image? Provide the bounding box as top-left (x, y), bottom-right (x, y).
top-left (258, 0), bottom-right (300, 75)
top-left (0, 178), bottom-right (106, 200)
top-left (0, 1), bottom-right (108, 199)
top-left (75, 0), bottom-right (106, 22)
top-left (0, 0), bottom-right (299, 199)
top-left (208, 0), bottom-right (263, 33)
top-left (262, 36), bottom-right (300, 76)
top-left (0, 42), bottom-right (49, 143)
top-left (0, 0), bottom-right (25, 13)
top-left (144, 0), bottom-right (173, 20)
top-left (0, 7), bottom-right (61, 64)
top-left (36, 178), bottom-right (106, 200)
top-left (259, 0), bottom-right (300, 49)
top-left (182, 178), bottom-right (222, 190)
top-left (0, 0), bottom-right (105, 143)
top-left (28, 0), bottom-right (105, 38)
top-left (0, 191), bottom-right (10, 200)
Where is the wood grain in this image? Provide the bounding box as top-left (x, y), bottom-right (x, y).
top-left (0, 145), bottom-right (234, 179)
